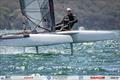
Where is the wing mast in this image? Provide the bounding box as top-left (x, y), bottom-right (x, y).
top-left (48, 0), bottom-right (55, 31)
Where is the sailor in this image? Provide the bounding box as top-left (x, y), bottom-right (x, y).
top-left (56, 8), bottom-right (78, 31)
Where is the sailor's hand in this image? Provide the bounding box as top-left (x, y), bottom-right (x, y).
top-left (60, 28), bottom-right (63, 31)
top-left (69, 21), bottom-right (73, 24)
top-left (55, 24), bottom-right (58, 26)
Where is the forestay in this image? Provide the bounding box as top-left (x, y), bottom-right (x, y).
top-left (19, 0), bottom-right (55, 32)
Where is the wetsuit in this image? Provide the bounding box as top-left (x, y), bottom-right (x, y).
top-left (56, 13), bottom-right (78, 31)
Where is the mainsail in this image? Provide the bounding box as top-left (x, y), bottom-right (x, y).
top-left (19, 0), bottom-right (55, 32)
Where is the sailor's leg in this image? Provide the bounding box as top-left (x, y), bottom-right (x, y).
top-left (70, 43), bottom-right (74, 55)
top-left (55, 25), bottom-right (62, 31)
top-left (68, 22), bottom-right (74, 30)
top-left (35, 46), bottom-right (39, 54)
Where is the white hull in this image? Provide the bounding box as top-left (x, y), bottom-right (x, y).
top-left (0, 30), bottom-right (118, 47)
top-left (0, 34), bottom-right (72, 47)
top-left (56, 30), bottom-right (118, 42)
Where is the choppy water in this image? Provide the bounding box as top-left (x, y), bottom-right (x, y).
top-left (0, 31), bottom-right (120, 76)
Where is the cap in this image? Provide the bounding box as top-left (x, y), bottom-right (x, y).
top-left (66, 8), bottom-right (71, 11)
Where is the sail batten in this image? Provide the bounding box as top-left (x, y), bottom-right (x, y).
top-left (19, 0), bottom-right (55, 32)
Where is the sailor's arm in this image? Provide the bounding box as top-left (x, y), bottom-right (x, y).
top-left (56, 16), bottom-right (66, 26)
top-left (56, 21), bottom-right (63, 26)
top-left (69, 15), bottom-right (78, 24)
top-left (56, 19), bottom-right (65, 26)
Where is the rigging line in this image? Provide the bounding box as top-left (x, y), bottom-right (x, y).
top-left (22, 0), bottom-right (48, 23)
top-left (37, 0), bottom-right (49, 23)
top-left (25, 10), bottom-right (50, 25)
top-left (21, 0), bottom-right (51, 32)
top-left (37, 11), bottom-right (50, 24)
top-left (19, 0), bottom-right (35, 15)
top-left (30, 0), bottom-right (50, 24)
top-left (23, 10), bottom-right (45, 12)
top-left (23, 0), bottom-right (47, 11)
top-left (36, 0), bottom-right (51, 25)
top-left (24, 9), bottom-right (50, 31)
top-left (30, 0), bottom-right (51, 31)
top-left (33, 11), bottom-right (50, 30)
top-left (27, 15), bottom-right (42, 21)
top-left (40, 0), bottom-right (48, 9)
top-left (24, 14), bottom-right (51, 32)
top-left (24, 8), bottom-right (48, 12)
top-left (25, 0), bottom-right (36, 8)
top-left (19, 0), bottom-right (50, 32)
top-left (24, 12), bottom-right (50, 23)
top-left (37, 0), bottom-right (42, 9)
top-left (36, 0), bottom-right (43, 23)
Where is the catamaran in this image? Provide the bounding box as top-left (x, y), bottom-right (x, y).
top-left (0, 0), bottom-right (119, 54)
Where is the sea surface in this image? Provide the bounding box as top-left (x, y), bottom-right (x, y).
top-left (0, 30), bottom-right (120, 76)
